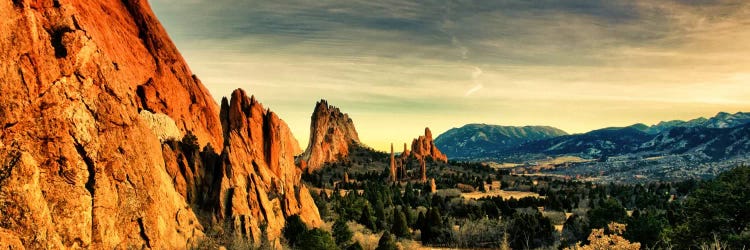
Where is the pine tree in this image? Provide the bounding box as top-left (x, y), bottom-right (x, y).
top-left (376, 231), bottom-right (398, 250)
top-left (333, 218), bottom-right (353, 247)
top-left (283, 215), bottom-right (308, 247)
top-left (401, 205), bottom-right (413, 227)
top-left (358, 204), bottom-right (376, 231)
top-left (392, 209), bottom-right (410, 238)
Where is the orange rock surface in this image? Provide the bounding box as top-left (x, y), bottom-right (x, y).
top-left (300, 100), bottom-right (360, 172)
top-left (0, 0), bottom-right (319, 248)
top-left (409, 128), bottom-right (448, 163)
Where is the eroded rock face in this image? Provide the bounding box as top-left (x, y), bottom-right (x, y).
top-left (300, 100), bottom-right (360, 172)
top-left (409, 128), bottom-right (448, 163)
top-left (139, 110), bottom-right (182, 142)
top-left (0, 0), bottom-right (319, 248)
top-left (0, 0), bottom-right (213, 248)
top-left (216, 90), bottom-right (322, 245)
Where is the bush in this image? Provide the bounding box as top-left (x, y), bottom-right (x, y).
top-left (333, 218), bottom-right (353, 247)
top-left (376, 231), bottom-right (397, 250)
top-left (297, 228), bottom-right (337, 250)
top-left (180, 131), bottom-right (200, 155)
top-left (507, 210), bottom-right (554, 249)
top-left (358, 204), bottom-right (377, 231)
top-left (283, 215), bottom-right (308, 247)
top-left (455, 217), bottom-right (505, 248)
top-left (565, 222), bottom-right (640, 250)
top-left (666, 166), bottom-right (750, 249)
top-left (391, 209), bottom-right (410, 238)
top-left (346, 241), bottom-right (364, 250)
top-left (587, 198), bottom-right (626, 230)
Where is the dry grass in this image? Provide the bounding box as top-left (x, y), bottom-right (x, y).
top-left (461, 189), bottom-right (540, 200)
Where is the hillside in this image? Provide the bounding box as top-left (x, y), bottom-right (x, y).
top-left (435, 124), bottom-right (568, 160)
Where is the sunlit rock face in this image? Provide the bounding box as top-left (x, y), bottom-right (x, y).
top-left (300, 100), bottom-right (360, 172)
top-left (408, 128), bottom-right (448, 163)
top-left (0, 0), bottom-right (319, 248)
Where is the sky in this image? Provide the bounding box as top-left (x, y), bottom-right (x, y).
top-left (150, 0), bottom-right (750, 151)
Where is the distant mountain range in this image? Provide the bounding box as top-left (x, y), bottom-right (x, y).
top-left (640, 112), bottom-right (750, 134)
top-left (437, 112), bottom-right (750, 161)
top-left (434, 124), bottom-right (568, 159)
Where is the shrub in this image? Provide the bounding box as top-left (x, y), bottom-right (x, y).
top-left (391, 209), bottom-right (410, 238)
top-left (283, 215), bottom-right (308, 247)
top-left (333, 218), bottom-right (353, 247)
top-left (376, 231), bottom-right (397, 250)
top-left (297, 228), bottom-right (337, 250)
top-left (565, 222), bottom-right (640, 250)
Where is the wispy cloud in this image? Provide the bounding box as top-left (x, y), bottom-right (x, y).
top-left (151, 0), bottom-right (750, 150)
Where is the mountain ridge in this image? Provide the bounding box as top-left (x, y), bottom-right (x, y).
top-left (434, 123), bottom-right (568, 160)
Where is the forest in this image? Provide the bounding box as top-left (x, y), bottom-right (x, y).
top-left (292, 160), bottom-right (749, 250)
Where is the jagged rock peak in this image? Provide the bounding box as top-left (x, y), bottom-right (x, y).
top-left (410, 127), bottom-right (448, 163)
top-left (301, 99), bottom-right (360, 172)
top-left (215, 88), bottom-right (319, 245)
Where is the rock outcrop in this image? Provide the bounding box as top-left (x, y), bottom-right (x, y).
top-left (214, 89), bottom-right (322, 245)
top-left (139, 110), bottom-right (182, 142)
top-left (419, 158), bottom-right (427, 182)
top-left (300, 100), bottom-right (360, 172)
top-left (405, 128), bottom-right (448, 163)
top-left (0, 0), bottom-right (319, 248)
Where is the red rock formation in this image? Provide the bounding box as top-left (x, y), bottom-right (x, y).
top-left (300, 100), bottom-right (360, 172)
top-left (420, 158), bottom-right (427, 182)
top-left (217, 89), bottom-right (322, 245)
top-left (430, 178), bottom-right (437, 193)
top-left (410, 128), bottom-right (448, 163)
top-left (0, 0), bottom-right (319, 248)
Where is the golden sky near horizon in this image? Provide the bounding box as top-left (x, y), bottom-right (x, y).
top-left (151, 0), bottom-right (750, 151)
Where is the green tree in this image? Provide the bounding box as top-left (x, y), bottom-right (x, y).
top-left (358, 204), bottom-right (377, 231)
top-left (401, 205), bottom-right (413, 227)
top-left (623, 209), bottom-right (667, 248)
top-left (374, 197), bottom-right (386, 230)
top-left (376, 231), bottom-right (398, 250)
top-left (297, 228), bottom-right (337, 250)
top-left (666, 166), bottom-right (750, 249)
top-left (415, 211), bottom-right (425, 231)
top-left (346, 241), bottom-right (364, 250)
top-left (561, 214), bottom-right (588, 248)
top-left (333, 219), bottom-right (353, 247)
top-left (587, 198), bottom-right (627, 229)
top-left (421, 208), bottom-right (444, 244)
top-left (391, 209), bottom-right (410, 238)
top-left (283, 215), bottom-right (308, 247)
top-left (507, 211), bottom-right (554, 249)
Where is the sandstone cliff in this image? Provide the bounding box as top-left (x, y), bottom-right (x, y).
top-left (214, 89), bottom-right (321, 245)
top-left (0, 0), bottom-right (319, 248)
top-left (300, 100), bottom-right (360, 172)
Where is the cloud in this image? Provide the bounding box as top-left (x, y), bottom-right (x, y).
top-left (150, 0), bottom-right (750, 150)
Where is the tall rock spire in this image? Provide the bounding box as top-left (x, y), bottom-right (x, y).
top-left (300, 100), bottom-right (360, 172)
top-left (420, 158), bottom-right (427, 182)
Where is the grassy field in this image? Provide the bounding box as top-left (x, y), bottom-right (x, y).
top-left (460, 189), bottom-right (541, 200)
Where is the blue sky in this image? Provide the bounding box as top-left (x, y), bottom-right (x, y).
top-left (151, 0), bottom-right (750, 151)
